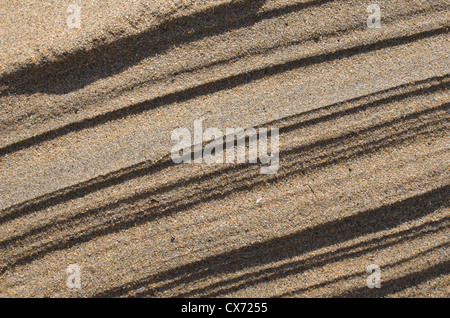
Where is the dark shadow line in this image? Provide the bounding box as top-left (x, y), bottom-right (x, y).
top-left (0, 0), bottom-right (340, 95)
top-left (2, 102), bottom-right (446, 274)
top-left (178, 219), bottom-right (449, 297)
top-left (2, 101), bottom-right (447, 252)
top-left (280, 103), bottom-right (449, 160)
top-left (258, 74), bottom-right (449, 129)
top-left (0, 74), bottom-right (449, 225)
top-left (113, 3), bottom-right (444, 97)
top-left (1, 101), bottom-right (447, 269)
top-left (23, 4), bottom-right (442, 113)
top-left (1, 73), bottom-right (447, 224)
top-left (276, 241), bottom-right (450, 298)
top-left (277, 80), bottom-right (449, 135)
top-left (2, 121), bottom-right (446, 276)
top-left (93, 184), bottom-right (450, 297)
top-left (0, 27), bottom-right (446, 158)
top-left (336, 260), bottom-right (450, 298)
top-left (0, 158), bottom-right (173, 225)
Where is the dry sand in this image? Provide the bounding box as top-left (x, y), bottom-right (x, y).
top-left (0, 0), bottom-right (449, 297)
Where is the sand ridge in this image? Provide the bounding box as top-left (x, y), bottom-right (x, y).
top-left (0, 0), bottom-right (449, 297)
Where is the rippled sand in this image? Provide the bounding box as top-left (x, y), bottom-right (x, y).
top-left (0, 0), bottom-right (449, 297)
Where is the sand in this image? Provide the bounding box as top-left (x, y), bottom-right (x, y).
top-left (0, 0), bottom-right (449, 297)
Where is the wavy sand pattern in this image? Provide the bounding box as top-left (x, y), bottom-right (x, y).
top-left (0, 0), bottom-right (449, 297)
